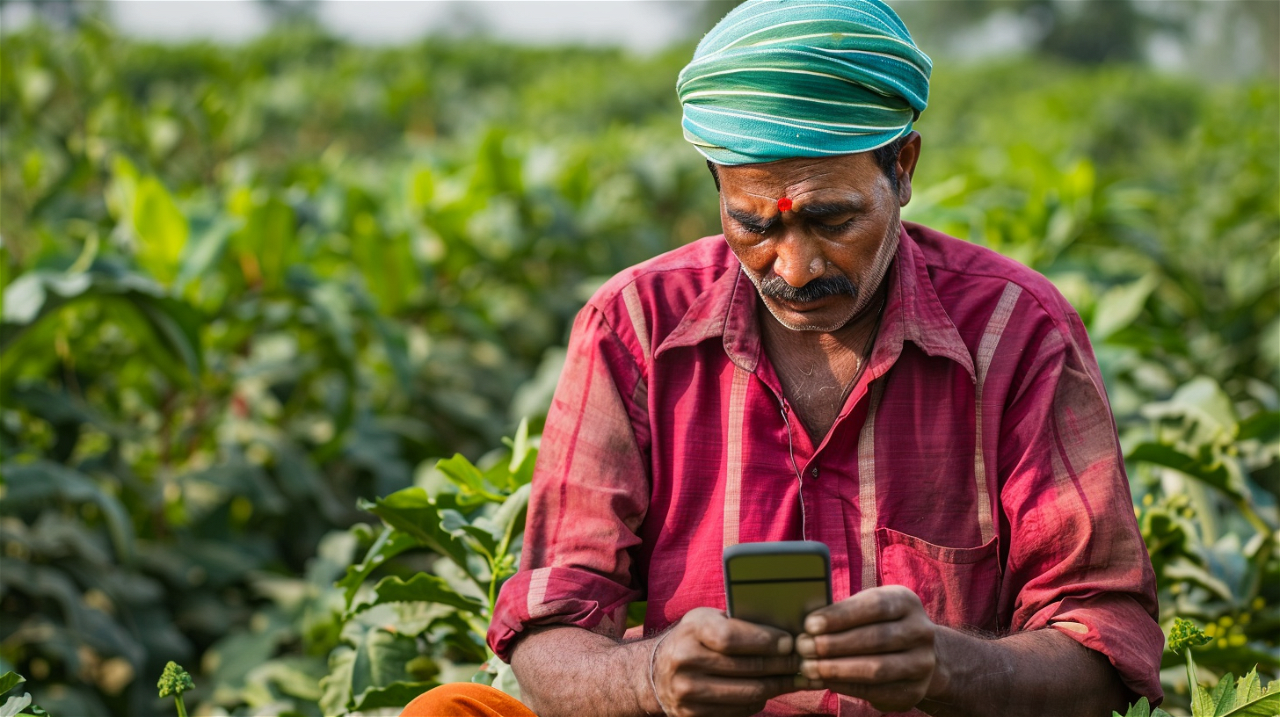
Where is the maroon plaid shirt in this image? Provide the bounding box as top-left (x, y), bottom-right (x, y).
top-left (489, 223), bottom-right (1162, 715)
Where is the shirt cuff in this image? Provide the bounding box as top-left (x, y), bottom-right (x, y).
top-left (487, 565), bottom-right (640, 661)
top-left (1026, 593), bottom-right (1165, 704)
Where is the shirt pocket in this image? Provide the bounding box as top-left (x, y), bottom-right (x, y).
top-left (875, 527), bottom-right (1000, 632)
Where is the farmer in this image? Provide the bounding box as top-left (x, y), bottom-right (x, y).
top-left (402, 1), bottom-right (1162, 715)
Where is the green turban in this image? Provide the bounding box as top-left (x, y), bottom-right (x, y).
top-left (677, 0), bottom-right (931, 165)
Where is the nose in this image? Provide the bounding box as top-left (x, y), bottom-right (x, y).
top-left (771, 234), bottom-right (826, 288)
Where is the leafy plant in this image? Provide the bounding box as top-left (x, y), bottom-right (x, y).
top-left (315, 420), bottom-right (536, 715)
top-left (1, 16), bottom-right (1276, 717)
top-left (0, 671), bottom-right (49, 717)
top-left (1116, 618), bottom-right (1280, 717)
top-left (155, 662), bottom-right (192, 717)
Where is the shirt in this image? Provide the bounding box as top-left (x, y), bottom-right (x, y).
top-left (488, 222), bottom-right (1163, 715)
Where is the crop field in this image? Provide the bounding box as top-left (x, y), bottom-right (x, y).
top-left (1, 14), bottom-right (1277, 717)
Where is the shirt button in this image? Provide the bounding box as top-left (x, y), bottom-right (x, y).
top-left (811, 467), bottom-right (819, 478)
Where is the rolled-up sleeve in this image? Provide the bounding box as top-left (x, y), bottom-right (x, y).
top-left (996, 310), bottom-right (1164, 703)
top-left (488, 302), bottom-right (650, 661)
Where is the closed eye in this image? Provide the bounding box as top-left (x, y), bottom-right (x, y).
top-left (813, 217), bottom-right (857, 232)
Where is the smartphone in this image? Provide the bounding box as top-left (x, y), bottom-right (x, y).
top-left (723, 541), bottom-right (832, 635)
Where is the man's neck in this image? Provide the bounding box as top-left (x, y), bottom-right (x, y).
top-left (759, 282), bottom-right (888, 440)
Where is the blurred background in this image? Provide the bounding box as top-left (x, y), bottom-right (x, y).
top-left (1, 1), bottom-right (1277, 716)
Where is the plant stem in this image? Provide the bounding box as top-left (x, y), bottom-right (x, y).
top-left (175, 695), bottom-right (188, 717)
top-left (1185, 649), bottom-right (1199, 695)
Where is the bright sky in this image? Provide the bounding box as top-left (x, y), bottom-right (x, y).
top-left (100, 0), bottom-right (699, 52)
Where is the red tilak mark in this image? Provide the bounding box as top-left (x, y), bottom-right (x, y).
top-left (777, 197), bottom-right (793, 212)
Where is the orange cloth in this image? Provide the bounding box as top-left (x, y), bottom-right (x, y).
top-left (400, 683), bottom-right (538, 717)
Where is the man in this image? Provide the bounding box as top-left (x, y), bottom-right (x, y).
top-left (402, 1), bottom-right (1163, 715)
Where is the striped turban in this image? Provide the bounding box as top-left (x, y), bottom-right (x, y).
top-left (676, 0), bottom-right (931, 165)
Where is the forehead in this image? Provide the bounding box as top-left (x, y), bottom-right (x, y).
top-left (717, 152), bottom-right (883, 202)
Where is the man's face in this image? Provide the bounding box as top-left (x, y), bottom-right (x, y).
top-left (717, 136), bottom-right (918, 333)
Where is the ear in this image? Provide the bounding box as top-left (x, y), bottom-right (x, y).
top-left (895, 131), bottom-right (922, 207)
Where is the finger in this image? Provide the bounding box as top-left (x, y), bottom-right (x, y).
top-left (669, 674), bottom-right (798, 705)
top-left (804, 585), bottom-right (922, 634)
top-left (794, 618), bottom-right (933, 658)
top-left (799, 650), bottom-right (934, 684)
top-left (687, 611), bottom-right (794, 656)
top-left (676, 648), bottom-right (800, 677)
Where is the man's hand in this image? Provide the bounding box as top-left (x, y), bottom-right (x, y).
top-left (794, 585), bottom-right (941, 714)
top-left (652, 607), bottom-right (804, 717)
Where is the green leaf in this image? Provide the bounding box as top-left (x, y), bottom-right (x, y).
top-left (1, 271), bottom-right (91, 326)
top-left (506, 418), bottom-right (532, 474)
top-left (1117, 696), bottom-right (1150, 717)
top-left (175, 216), bottom-right (235, 295)
top-left (1, 461), bottom-right (135, 562)
top-left (1194, 684), bottom-right (1216, 717)
top-left (364, 573), bottom-right (486, 615)
top-left (1235, 669), bottom-right (1263, 709)
top-left (337, 528), bottom-right (419, 609)
top-left (1092, 274), bottom-right (1157, 340)
top-left (491, 483), bottom-right (531, 558)
top-left (1127, 443), bottom-right (1246, 503)
top-left (0, 270), bottom-right (203, 378)
top-left (346, 626), bottom-right (421, 709)
top-left (132, 176), bottom-right (189, 286)
top-left (436, 454), bottom-right (504, 501)
top-left (0, 693), bottom-right (31, 717)
top-left (362, 488), bottom-right (472, 574)
top-left (352, 680), bottom-right (439, 712)
top-left (0, 674), bottom-right (23, 698)
top-left (319, 646), bottom-right (355, 716)
top-left (1222, 691), bottom-right (1280, 717)
top-left (1142, 376), bottom-right (1239, 436)
top-left (1237, 411), bottom-right (1280, 443)
top-left (1211, 673), bottom-right (1237, 717)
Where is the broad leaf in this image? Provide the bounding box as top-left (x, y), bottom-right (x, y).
top-left (318, 646), bottom-right (356, 717)
top-left (0, 692), bottom-right (31, 717)
top-left (361, 488), bottom-right (472, 574)
top-left (132, 176), bottom-right (189, 285)
top-left (0, 674), bottom-right (23, 697)
top-left (1116, 696), bottom-right (1150, 717)
top-left (437, 454), bottom-right (504, 501)
top-left (1234, 669), bottom-right (1262, 709)
top-left (1092, 274), bottom-right (1157, 340)
top-left (1222, 691), bottom-right (1280, 717)
top-left (337, 528), bottom-right (418, 609)
top-left (1210, 673), bottom-right (1237, 717)
top-left (352, 680), bottom-right (439, 712)
top-left (1127, 443), bottom-right (1247, 503)
top-left (1, 461), bottom-right (135, 562)
top-left (364, 573), bottom-right (486, 615)
top-left (1194, 685), bottom-right (1216, 717)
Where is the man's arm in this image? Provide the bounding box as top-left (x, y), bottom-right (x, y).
top-left (922, 623), bottom-right (1126, 716)
top-left (511, 608), bottom-right (804, 717)
top-left (794, 586), bottom-right (1128, 717)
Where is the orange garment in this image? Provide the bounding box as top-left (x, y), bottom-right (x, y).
top-left (400, 683), bottom-right (538, 717)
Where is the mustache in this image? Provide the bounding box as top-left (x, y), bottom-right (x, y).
top-left (756, 274), bottom-right (857, 303)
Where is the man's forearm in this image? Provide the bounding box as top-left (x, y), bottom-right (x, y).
top-left (921, 626), bottom-right (1128, 717)
top-left (510, 626), bottom-right (657, 717)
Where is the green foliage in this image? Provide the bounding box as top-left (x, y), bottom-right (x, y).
top-left (0, 672), bottom-right (48, 717)
top-left (1170, 618), bottom-right (1214, 654)
top-left (155, 662), bottom-right (192, 717)
top-left (1, 17), bottom-right (1276, 717)
top-left (1117, 623), bottom-right (1280, 717)
top-left (316, 424), bottom-right (535, 715)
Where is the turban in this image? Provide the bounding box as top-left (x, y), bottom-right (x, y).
top-left (676, 0), bottom-right (931, 165)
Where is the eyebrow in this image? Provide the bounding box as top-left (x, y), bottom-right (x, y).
top-left (726, 206), bottom-right (777, 231)
top-left (792, 199), bottom-right (867, 219)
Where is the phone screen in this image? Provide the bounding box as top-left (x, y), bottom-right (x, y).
top-left (724, 541), bottom-right (832, 634)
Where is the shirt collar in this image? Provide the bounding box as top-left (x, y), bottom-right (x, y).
top-left (654, 224), bottom-right (975, 383)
